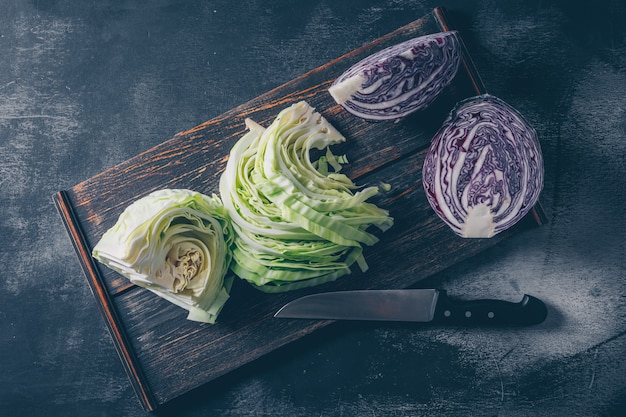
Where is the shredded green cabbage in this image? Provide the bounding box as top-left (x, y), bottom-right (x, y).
top-left (92, 189), bottom-right (234, 323)
top-left (219, 101), bottom-right (393, 292)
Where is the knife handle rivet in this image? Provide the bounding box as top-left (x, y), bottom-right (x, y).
top-left (488, 312), bottom-right (495, 319)
top-left (465, 311), bottom-right (472, 318)
top-left (444, 310), bottom-right (451, 317)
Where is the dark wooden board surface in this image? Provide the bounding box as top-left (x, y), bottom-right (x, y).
top-left (53, 7), bottom-right (544, 410)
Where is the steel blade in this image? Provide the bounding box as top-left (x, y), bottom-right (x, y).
top-left (274, 289), bottom-right (439, 322)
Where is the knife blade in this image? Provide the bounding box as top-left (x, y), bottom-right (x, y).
top-left (274, 289), bottom-right (547, 326)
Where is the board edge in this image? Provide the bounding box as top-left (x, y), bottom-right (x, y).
top-left (52, 190), bottom-right (158, 411)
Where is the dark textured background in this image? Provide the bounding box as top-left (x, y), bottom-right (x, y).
top-left (1, 0), bottom-right (625, 416)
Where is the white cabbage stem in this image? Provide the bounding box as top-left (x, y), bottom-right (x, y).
top-left (161, 241), bottom-right (206, 293)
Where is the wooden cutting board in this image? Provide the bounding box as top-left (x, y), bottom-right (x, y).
top-left (54, 7), bottom-right (546, 411)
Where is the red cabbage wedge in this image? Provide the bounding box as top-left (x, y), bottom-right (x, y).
top-left (329, 31), bottom-right (461, 121)
top-left (422, 94), bottom-right (543, 238)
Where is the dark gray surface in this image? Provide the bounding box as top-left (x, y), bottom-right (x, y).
top-left (1, 0), bottom-right (625, 416)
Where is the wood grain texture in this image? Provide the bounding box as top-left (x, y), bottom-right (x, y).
top-left (54, 7), bottom-right (544, 410)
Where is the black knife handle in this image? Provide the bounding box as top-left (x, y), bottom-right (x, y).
top-left (432, 290), bottom-right (548, 326)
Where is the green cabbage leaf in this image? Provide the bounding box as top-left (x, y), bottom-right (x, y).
top-left (219, 101), bottom-right (393, 292)
top-left (92, 189), bottom-right (233, 323)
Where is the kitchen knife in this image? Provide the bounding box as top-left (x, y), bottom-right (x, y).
top-left (274, 289), bottom-right (547, 326)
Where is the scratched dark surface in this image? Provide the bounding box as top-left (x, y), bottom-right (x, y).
top-left (1, 0), bottom-right (625, 416)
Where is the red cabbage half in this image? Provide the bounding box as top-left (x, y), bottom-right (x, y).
top-left (329, 31), bottom-right (461, 121)
top-left (422, 94), bottom-right (544, 238)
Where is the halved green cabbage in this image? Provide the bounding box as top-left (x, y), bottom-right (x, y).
top-left (219, 101), bottom-right (393, 292)
top-left (92, 189), bottom-right (233, 323)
